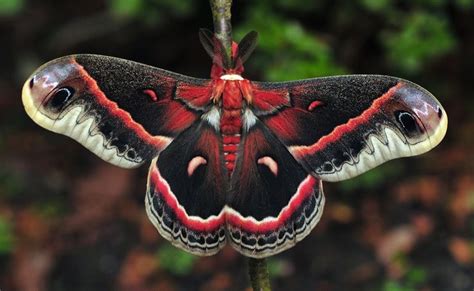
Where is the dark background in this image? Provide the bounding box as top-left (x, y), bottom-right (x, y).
top-left (0, 0), bottom-right (473, 290)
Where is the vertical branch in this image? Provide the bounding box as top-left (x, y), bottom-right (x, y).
top-left (248, 258), bottom-right (272, 291)
top-left (210, 0), bottom-right (233, 63)
top-left (208, 1), bottom-right (271, 290)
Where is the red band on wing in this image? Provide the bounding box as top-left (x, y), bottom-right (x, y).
top-left (74, 60), bottom-right (171, 149)
top-left (176, 81), bottom-right (213, 108)
top-left (160, 101), bottom-right (199, 133)
top-left (149, 162), bottom-right (225, 232)
top-left (291, 82), bottom-right (402, 158)
top-left (226, 175), bottom-right (317, 233)
top-left (251, 84), bottom-right (290, 112)
top-left (151, 163), bottom-right (318, 234)
top-left (264, 109), bottom-right (305, 141)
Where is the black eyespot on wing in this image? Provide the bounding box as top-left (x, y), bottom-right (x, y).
top-left (29, 77), bottom-right (35, 89)
top-left (50, 87), bottom-right (74, 108)
top-left (395, 110), bottom-right (419, 134)
top-left (437, 107), bottom-right (443, 118)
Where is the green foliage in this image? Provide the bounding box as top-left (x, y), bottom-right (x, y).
top-left (236, 6), bottom-right (345, 81)
top-left (108, 0), bottom-right (193, 20)
top-left (412, 0), bottom-right (446, 8)
top-left (357, 0), bottom-right (458, 73)
top-left (455, 0), bottom-right (474, 9)
top-left (266, 257), bottom-right (286, 277)
top-left (0, 217), bottom-right (14, 254)
top-left (382, 266), bottom-right (427, 291)
top-left (360, 0), bottom-right (392, 12)
top-left (157, 0), bottom-right (193, 16)
top-left (382, 12), bottom-right (456, 73)
top-left (273, 0), bottom-right (319, 11)
top-left (0, 0), bottom-right (23, 15)
top-left (109, 0), bottom-right (144, 17)
top-left (36, 200), bottom-right (66, 219)
top-left (156, 244), bottom-right (197, 275)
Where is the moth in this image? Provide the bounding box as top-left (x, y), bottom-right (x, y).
top-left (22, 30), bottom-right (447, 258)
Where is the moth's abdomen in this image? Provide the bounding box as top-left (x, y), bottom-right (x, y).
top-left (222, 133), bottom-right (240, 173)
top-left (220, 81), bottom-right (244, 174)
top-left (221, 109), bottom-right (241, 174)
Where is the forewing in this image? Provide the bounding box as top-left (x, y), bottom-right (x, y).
top-left (146, 119), bottom-right (228, 256)
top-left (252, 76), bottom-right (448, 181)
top-left (22, 54), bottom-right (213, 168)
top-left (227, 121), bottom-right (324, 258)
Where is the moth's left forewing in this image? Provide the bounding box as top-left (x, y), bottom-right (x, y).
top-left (254, 76), bottom-right (448, 182)
top-left (22, 54), bottom-right (212, 168)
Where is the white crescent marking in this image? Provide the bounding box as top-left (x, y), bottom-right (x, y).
top-left (187, 156), bottom-right (207, 176)
top-left (257, 156), bottom-right (278, 176)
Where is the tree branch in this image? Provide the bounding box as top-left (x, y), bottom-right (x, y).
top-left (208, 1), bottom-right (271, 290)
top-left (209, 0), bottom-right (232, 62)
top-left (248, 257), bottom-right (272, 291)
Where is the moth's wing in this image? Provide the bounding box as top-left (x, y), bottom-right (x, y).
top-left (146, 118), bottom-right (228, 256)
top-left (251, 75), bottom-right (448, 182)
top-left (227, 120), bottom-right (324, 258)
top-left (22, 54), bottom-right (213, 168)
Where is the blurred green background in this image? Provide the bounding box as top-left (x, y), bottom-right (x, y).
top-left (0, 0), bottom-right (473, 290)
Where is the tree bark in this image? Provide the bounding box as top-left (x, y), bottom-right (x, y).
top-left (209, 0), bottom-right (233, 63)
top-left (248, 257), bottom-right (272, 291)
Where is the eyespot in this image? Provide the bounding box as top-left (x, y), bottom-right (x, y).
top-left (437, 107), bottom-right (443, 119)
top-left (29, 77), bottom-right (35, 89)
top-left (51, 87), bottom-right (74, 107)
top-left (395, 110), bottom-right (420, 134)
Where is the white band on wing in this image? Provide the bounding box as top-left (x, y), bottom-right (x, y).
top-left (220, 74), bottom-right (244, 81)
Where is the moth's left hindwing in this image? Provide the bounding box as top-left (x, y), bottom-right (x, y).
top-left (146, 120), bottom-right (228, 256)
top-left (22, 54), bottom-right (212, 168)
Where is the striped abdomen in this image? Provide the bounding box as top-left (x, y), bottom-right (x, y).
top-left (220, 81), bottom-right (243, 174)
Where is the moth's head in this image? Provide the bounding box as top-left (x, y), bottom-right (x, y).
top-left (387, 81), bottom-right (448, 155)
top-left (22, 56), bottom-right (84, 130)
top-left (199, 29), bottom-right (258, 79)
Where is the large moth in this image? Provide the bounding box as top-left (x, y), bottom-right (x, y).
top-left (22, 30), bottom-right (447, 258)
